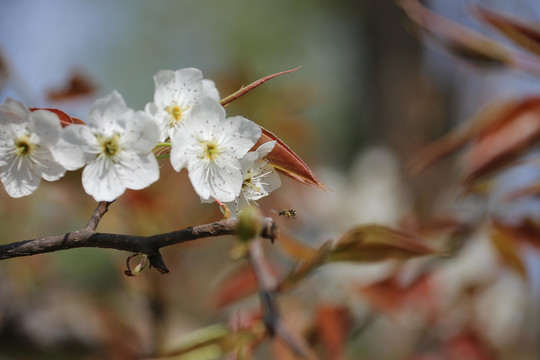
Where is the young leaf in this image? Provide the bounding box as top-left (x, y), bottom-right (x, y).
top-left (255, 127), bottom-right (328, 190)
top-left (463, 97), bottom-right (540, 185)
top-left (490, 223), bottom-right (527, 279)
top-left (314, 305), bottom-right (351, 360)
top-left (329, 224), bottom-right (437, 263)
top-left (473, 5), bottom-right (540, 57)
top-left (219, 66), bottom-right (302, 107)
top-left (359, 274), bottom-right (436, 318)
top-left (214, 263), bottom-right (280, 308)
top-left (30, 107), bottom-right (85, 127)
top-left (407, 99), bottom-right (519, 175)
top-left (277, 232), bottom-right (319, 261)
top-left (399, 0), bottom-right (513, 67)
top-left (407, 97), bottom-right (540, 186)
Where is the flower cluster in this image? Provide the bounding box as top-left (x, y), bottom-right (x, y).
top-left (0, 68), bottom-right (281, 212)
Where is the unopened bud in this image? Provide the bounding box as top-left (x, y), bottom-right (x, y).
top-left (236, 206), bottom-right (261, 242)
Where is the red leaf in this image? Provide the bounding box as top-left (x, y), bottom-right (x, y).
top-left (360, 274), bottom-right (437, 320)
top-left (214, 263), bottom-right (280, 308)
top-left (30, 107), bottom-right (85, 127)
top-left (254, 127), bottom-right (328, 190)
top-left (473, 5), bottom-right (540, 57)
top-left (463, 97), bottom-right (540, 184)
top-left (46, 71), bottom-right (96, 101)
top-left (314, 305), bottom-right (351, 360)
top-left (219, 66), bottom-right (302, 107)
top-left (399, 0), bottom-right (512, 67)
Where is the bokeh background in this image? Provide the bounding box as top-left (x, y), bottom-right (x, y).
top-left (2, 0), bottom-right (540, 359)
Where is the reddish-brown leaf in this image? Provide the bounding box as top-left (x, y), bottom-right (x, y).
top-left (330, 224), bottom-right (437, 263)
top-left (463, 97), bottom-right (540, 184)
top-left (30, 107), bottom-right (85, 127)
top-left (407, 99), bottom-right (519, 175)
top-left (214, 263), bottom-right (279, 308)
top-left (360, 274), bottom-right (437, 320)
top-left (46, 71), bottom-right (96, 101)
top-left (490, 223), bottom-right (527, 278)
top-left (443, 331), bottom-right (496, 360)
top-left (254, 127), bottom-right (328, 190)
top-left (473, 5), bottom-right (540, 57)
top-left (492, 220), bottom-right (540, 251)
top-left (408, 97), bottom-right (540, 186)
top-left (219, 66), bottom-right (302, 107)
top-left (399, 0), bottom-right (512, 67)
top-left (314, 305), bottom-right (351, 360)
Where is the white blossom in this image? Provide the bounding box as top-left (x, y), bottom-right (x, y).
top-left (145, 68), bottom-right (220, 142)
top-left (53, 91), bottom-right (160, 202)
top-left (0, 98), bottom-right (65, 198)
top-left (170, 97), bottom-right (261, 202)
top-left (226, 141), bottom-right (281, 213)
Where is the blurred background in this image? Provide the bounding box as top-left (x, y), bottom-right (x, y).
top-left (2, 0), bottom-right (540, 359)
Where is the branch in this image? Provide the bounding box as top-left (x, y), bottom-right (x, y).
top-left (0, 218), bottom-right (278, 274)
top-left (248, 238), bottom-right (315, 359)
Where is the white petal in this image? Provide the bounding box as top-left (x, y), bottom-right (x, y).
top-left (169, 126), bottom-right (195, 171)
top-left (255, 141), bottom-right (276, 159)
top-left (115, 151), bottom-right (159, 190)
top-left (32, 147), bottom-right (66, 181)
top-left (202, 79), bottom-right (220, 101)
top-left (188, 160), bottom-right (242, 202)
top-left (82, 159), bottom-right (126, 202)
top-left (0, 156), bottom-right (40, 198)
top-left (29, 110), bottom-right (62, 145)
top-left (52, 125), bottom-right (96, 170)
top-left (153, 68), bottom-right (203, 108)
top-left (186, 96), bottom-right (226, 131)
top-left (218, 116), bottom-right (261, 159)
top-left (0, 98), bottom-right (31, 125)
top-left (120, 111), bottom-right (160, 153)
top-left (170, 147), bottom-right (188, 171)
top-left (88, 91), bottom-right (130, 134)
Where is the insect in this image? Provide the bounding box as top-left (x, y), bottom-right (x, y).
top-left (272, 208), bottom-right (298, 220)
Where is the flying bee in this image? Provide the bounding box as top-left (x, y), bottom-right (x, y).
top-left (272, 208), bottom-right (298, 220)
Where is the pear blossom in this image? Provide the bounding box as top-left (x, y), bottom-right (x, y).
top-left (0, 98), bottom-right (66, 198)
top-left (170, 97), bottom-right (261, 202)
top-left (226, 141), bottom-right (281, 213)
top-left (145, 68), bottom-right (220, 142)
top-left (52, 91), bottom-right (160, 202)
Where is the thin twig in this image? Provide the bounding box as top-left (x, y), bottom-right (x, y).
top-left (248, 238), bottom-right (315, 359)
top-left (86, 201), bottom-right (113, 231)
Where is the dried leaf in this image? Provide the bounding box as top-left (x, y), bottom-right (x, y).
top-left (30, 107), bottom-right (85, 127)
top-left (491, 223), bottom-right (528, 278)
top-left (255, 127), bottom-right (328, 190)
top-left (399, 0), bottom-right (512, 67)
top-left (330, 224), bottom-right (437, 263)
top-left (473, 5), bottom-right (540, 57)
